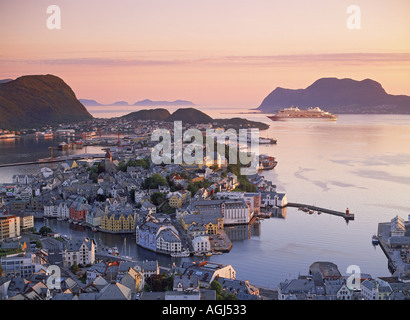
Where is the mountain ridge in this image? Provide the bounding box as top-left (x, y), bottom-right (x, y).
top-left (258, 77), bottom-right (410, 114)
top-left (79, 98), bottom-right (196, 107)
top-left (0, 74), bottom-right (93, 129)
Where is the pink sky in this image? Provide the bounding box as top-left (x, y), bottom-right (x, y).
top-left (0, 0), bottom-right (409, 107)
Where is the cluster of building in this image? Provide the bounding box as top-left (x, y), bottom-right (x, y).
top-left (377, 215), bottom-right (410, 279)
top-left (278, 261), bottom-right (410, 300)
top-left (0, 144), bottom-right (287, 259)
top-left (0, 236), bottom-right (260, 300)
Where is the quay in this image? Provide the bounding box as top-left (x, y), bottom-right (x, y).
top-left (0, 153), bottom-right (105, 168)
top-left (284, 202), bottom-right (355, 220)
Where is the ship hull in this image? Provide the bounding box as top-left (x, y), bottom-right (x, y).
top-left (267, 115), bottom-right (337, 121)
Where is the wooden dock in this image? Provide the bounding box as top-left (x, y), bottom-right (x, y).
top-left (284, 202), bottom-right (354, 220)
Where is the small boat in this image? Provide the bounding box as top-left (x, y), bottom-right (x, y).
top-left (309, 210), bottom-right (314, 214)
top-left (108, 246), bottom-right (119, 256)
top-left (92, 227), bottom-right (98, 232)
top-left (205, 252), bottom-right (213, 257)
top-left (372, 235), bottom-right (379, 245)
top-left (302, 207), bottom-right (309, 212)
top-left (317, 211), bottom-right (322, 215)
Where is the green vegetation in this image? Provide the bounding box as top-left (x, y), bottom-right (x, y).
top-left (142, 174), bottom-right (168, 189)
top-left (150, 192), bottom-right (166, 206)
top-left (117, 158), bottom-right (150, 172)
top-left (187, 180), bottom-right (212, 195)
top-left (144, 274), bottom-right (174, 292)
top-left (39, 226), bottom-right (53, 236)
top-left (89, 163), bottom-right (105, 183)
top-left (210, 280), bottom-right (239, 300)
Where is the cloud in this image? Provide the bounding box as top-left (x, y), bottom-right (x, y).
top-left (2, 52), bottom-right (410, 68)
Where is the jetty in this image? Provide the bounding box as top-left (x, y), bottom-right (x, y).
top-left (284, 202), bottom-right (354, 220)
top-left (0, 153), bottom-right (105, 168)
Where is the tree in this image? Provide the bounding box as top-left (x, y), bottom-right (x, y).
top-left (210, 280), bottom-right (238, 300)
top-left (151, 192), bottom-right (166, 206)
top-left (143, 174), bottom-right (168, 189)
top-left (39, 226), bottom-right (52, 236)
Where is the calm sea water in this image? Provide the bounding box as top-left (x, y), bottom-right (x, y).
top-left (2, 105), bottom-right (410, 289)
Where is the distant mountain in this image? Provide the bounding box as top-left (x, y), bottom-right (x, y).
top-left (0, 79), bottom-right (13, 84)
top-left (121, 108), bottom-right (171, 121)
top-left (133, 99), bottom-right (196, 107)
top-left (80, 98), bottom-right (194, 107)
top-left (257, 78), bottom-right (410, 114)
top-left (79, 99), bottom-right (104, 106)
top-left (111, 101), bottom-right (129, 106)
top-left (0, 74), bottom-right (93, 129)
top-left (164, 108), bottom-right (213, 124)
top-left (79, 99), bottom-right (130, 106)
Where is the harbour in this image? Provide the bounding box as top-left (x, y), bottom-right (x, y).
top-left (1, 112), bottom-right (410, 288)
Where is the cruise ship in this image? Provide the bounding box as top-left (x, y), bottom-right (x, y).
top-left (267, 106), bottom-right (338, 121)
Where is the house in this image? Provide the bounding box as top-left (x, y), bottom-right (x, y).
top-left (170, 174), bottom-right (188, 188)
top-left (168, 190), bottom-right (190, 208)
top-left (97, 282), bottom-right (131, 300)
top-left (217, 191), bottom-right (261, 214)
top-left (278, 277), bottom-right (315, 300)
top-left (191, 235), bottom-right (211, 253)
top-left (361, 278), bottom-right (392, 300)
top-left (0, 252), bottom-right (40, 278)
top-left (134, 190), bottom-right (148, 204)
top-left (181, 211), bottom-right (224, 235)
top-left (215, 277), bottom-right (260, 300)
top-left (86, 205), bottom-right (105, 228)
top-left (100, 207), bottom-right (135, 233)
top-left (189, 199), bottom-right (252, 225)
top-left (136, 219), bottom-right (183, 255)
top-left (141, 201), bottom-right (156, 214)
top-left (173, 274), bottom-right (199, 292)
top-left (69, 202), bottom-right (91, 223)
top-left (187, 224), bottom-right (207, 239)
top-left (391, 215), bottom-right (406, 237)
top-left (260, 191), bottom-right (288, 208)
top-left (61, 238), bottom-right (96, 268)
top-left (181, 261), bottom-right (236, 288)
top-left (119, 267), bottom-right (144, 298)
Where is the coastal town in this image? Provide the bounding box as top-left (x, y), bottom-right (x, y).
top-left (0, 116), bottom-right (409, 301)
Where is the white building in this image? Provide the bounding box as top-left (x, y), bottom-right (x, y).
top-left (136, 219), bottom-right (182, 255)
top-left (0, 253), bottom-right (41, 278)
top-left (391, 215), bottom-right (406, 237)
top-left (192, 235), bottom-right (211, 253)
top-left (62, 238), bottom-right (96, 267)
top-left (0, 215), bottom-right (20, 241)
top-left (361, 278), bottom-right (392, 300)
top-left (190, 199), bottom-right (252, 225)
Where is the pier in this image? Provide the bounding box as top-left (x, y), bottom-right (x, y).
top-left (0, 153), bottom-right (105, 168)
top-left (284, 202), bottom-right (355, 220)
